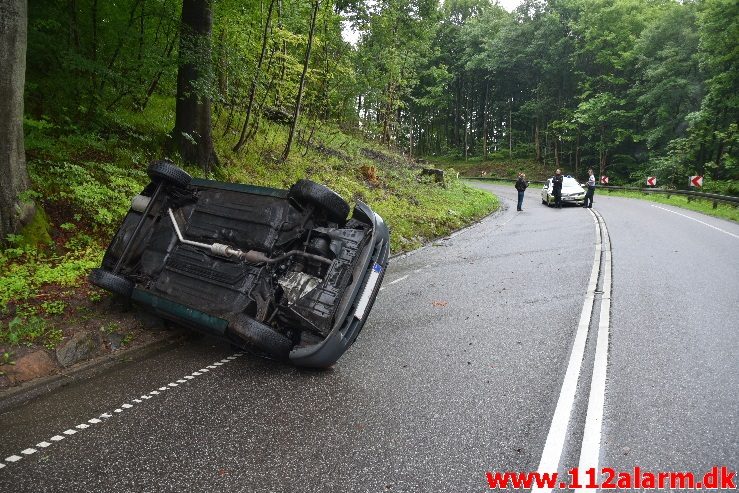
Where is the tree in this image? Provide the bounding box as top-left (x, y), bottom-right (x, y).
top-left (282, 0), bottom-right (319, 161)
top-left (172, 0), bottom-right (218, 172)
top-left (0, 0), bottom-right (35, 242)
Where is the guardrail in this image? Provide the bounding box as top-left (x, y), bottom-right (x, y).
top-left (469, 176), bottom-right (739, 208)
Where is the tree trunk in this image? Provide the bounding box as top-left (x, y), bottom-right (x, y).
top-left (233, 0), bottom-right (275, 153)
top-left (508, 100), bottom-right (512, 159)
top-left (282, 0), bottom-right (318, 161)
top-left (173, 0), bottom-right (217, 172)
top-left (0, 0), bottom-right (35, 242)
top-left (482, 82), bottom-right (489, 160)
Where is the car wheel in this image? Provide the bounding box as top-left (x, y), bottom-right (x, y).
top-left (229, 315), bottom-right (293, 360)
top-left (88, 268), bottom-right (135, 297)
top-left (147, 160), bottom-right (191, 188)
top-left (288, 179), bottom-right (350, 223)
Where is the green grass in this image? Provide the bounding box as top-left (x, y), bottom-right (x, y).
top-left (2, 97), bottom-right (498, 350)
top-left (599, 189), bottom-right (739, 223)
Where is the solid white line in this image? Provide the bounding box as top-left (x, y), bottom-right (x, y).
top-left (578, 211), bottom-right (613, 485)
top-left (533, 209), bottom-right (602, 493)
top-left (651, 204), bottom-right (739, 239)
top-left (100, 413), bottom-right (113, 418)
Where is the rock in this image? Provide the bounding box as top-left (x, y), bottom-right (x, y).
top-left (105, 333), bottom-right (125, 351)
top-left (5, 350), bottom-right (57, 384)
top-left (136, 311), bottom-right (166, 331)
top-left (56, 331), bottom-right (102, 367)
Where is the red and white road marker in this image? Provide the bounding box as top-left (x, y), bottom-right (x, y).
top-left (600, 176), bottom-right (609, 184)
top-left (646, 176), bottom-right (657, 186)
top-left (690, 175), bottom-right (703, 187)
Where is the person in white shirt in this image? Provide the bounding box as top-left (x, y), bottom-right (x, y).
top-left (583, 168), bottom-right (596, 208)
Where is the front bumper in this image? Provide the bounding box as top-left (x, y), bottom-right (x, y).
top-left (288, 201), bottom-right (390, 368)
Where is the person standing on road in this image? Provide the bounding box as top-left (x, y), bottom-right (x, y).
top-left (515, 173), bottom-right (528, 211)
top-left (552, 169), bottom-right (563, 208)
top-left (583, 168), bottom-right (595, 208)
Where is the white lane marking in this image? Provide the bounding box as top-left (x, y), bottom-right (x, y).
top-left (158, 386), bottom-right (168, 391)
top-left (206, 365), bottom-right (217, 369)
top-left (578, 210), bottom-right (613, 482)
top-left (533, 209), bottom-right (603, 493)
top-left (213, 362), bottom-right (223, 366)
top-left (0, 352), bottom-right (242, 473)
top-left (184, 375), bottom-right (194, 380)
top-left (192, 371), bottom-right (202, 375)
top-left (133, 399), bottom-right (142, 403)
top-left (380, 275), bottom-right (409, 291)
top-left (651, 204), bottom-right (739, 239)
top-left (388, 275), bottom-right (408, 285)
top-left (176, 379), bottom-right (187, 383)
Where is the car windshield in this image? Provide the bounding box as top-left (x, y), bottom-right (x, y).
top-left (563, 178), bottom-right (580, 187)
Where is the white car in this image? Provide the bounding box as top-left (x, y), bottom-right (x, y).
top-left (541, 176), bottom-right (586, 206)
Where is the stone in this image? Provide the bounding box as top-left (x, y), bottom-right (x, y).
top-left (4, 350), bottom-right (57, 384)
top-left (56, 331), bottom-right (102, 367)
top-left (105, 333), bottom-right (124, 351)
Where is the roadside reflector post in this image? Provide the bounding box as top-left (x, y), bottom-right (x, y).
top-left (713, 200), bottom-right (718, 209)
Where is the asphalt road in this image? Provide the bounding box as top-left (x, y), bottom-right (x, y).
top-left (1, 183), bottom-right (737, 492)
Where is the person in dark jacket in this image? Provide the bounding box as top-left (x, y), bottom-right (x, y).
top-left (515, 173), bottom-right (528, 211)
top-left (552, 169), bottom-right (563, 208)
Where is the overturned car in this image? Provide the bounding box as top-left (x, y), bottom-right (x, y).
top-left (89, 160), bottom-right (390, 367)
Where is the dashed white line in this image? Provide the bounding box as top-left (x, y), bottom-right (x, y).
top-left (0, 352), bottom-right (245, 473)
top-left (652, 204), bottom-right (739, 239)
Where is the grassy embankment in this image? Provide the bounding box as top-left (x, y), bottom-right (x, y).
top-left (0, 98), bottom-right (497, 356)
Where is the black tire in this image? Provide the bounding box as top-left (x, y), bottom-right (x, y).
top-left (88, 268), bottom-right (135, 298)
top-left (229, 315), bottom-right (293, 360)
top-left (147, 160), bottom-right (191, 188)
top-left (288, 179), bottom-right (350, 223)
